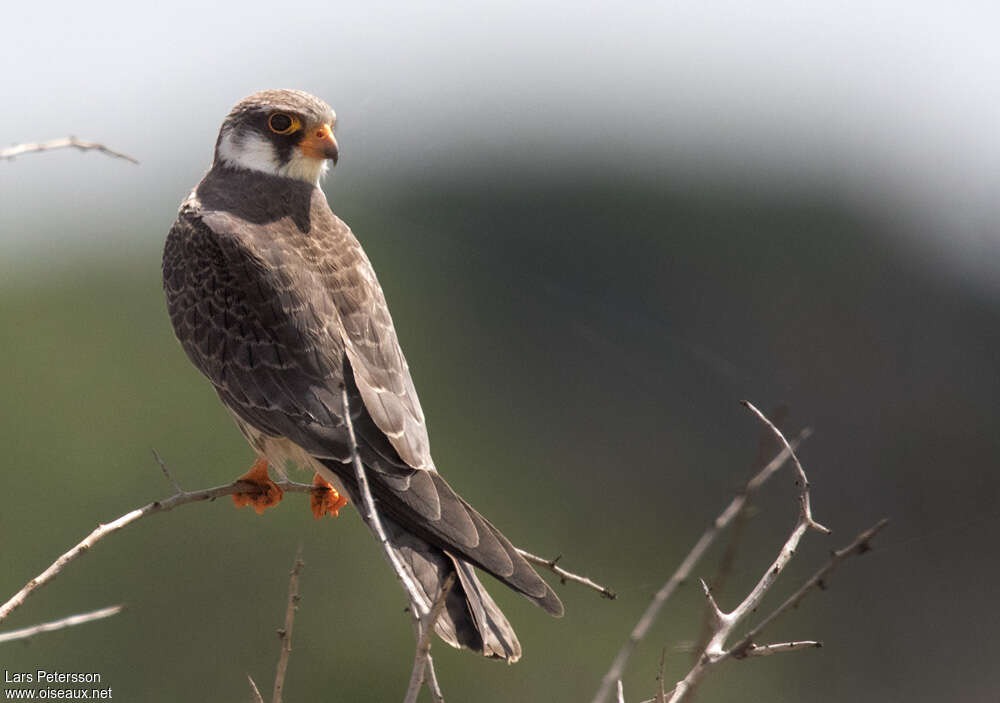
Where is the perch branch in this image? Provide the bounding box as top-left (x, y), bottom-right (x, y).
top-left (272, 548), bottom-right (305, 703)
top-left (589, 427), bottom-right (810, 703)
top-left (1, 137), bottom-right (138, 163)
top-left (0, 604), bottom-right (123, 644)
top-left (0, 475), bottom-right (315, 625)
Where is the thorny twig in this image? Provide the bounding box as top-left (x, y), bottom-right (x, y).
top-left (727, 518), bottom-right (889, 660)
top-left (661, 402), bottom-right (870, 703)
top-left (589, 427), bottom-right (810, 703)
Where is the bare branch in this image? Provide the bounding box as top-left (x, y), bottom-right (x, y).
top-left (272, 548), bottom-right (305, 703)
top-left (0, 476), bottom-right (315, 625)
top-left (247, 675), bottom-right (265, 703)
top-left (662, 408), bottom-right (826, 702)
top-left (1, 137), bottom-right (138, 164)
top-left (0, 604), bottom-right (123, 644)
top-left (516, 549), bottom-right (616, 599)
top-left (404, 573), bottom-right (455, 703)
top-left (661, 406), bottom-right (882, 703)
top-left (423, 652), bottom-right (445, 703)
top-left (589, 429), bottom-right (809, 703)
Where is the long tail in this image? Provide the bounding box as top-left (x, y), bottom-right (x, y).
top-left (319, 459), bottom-right (563, 660)
top-left (380, 515), bottom-right (523, 661)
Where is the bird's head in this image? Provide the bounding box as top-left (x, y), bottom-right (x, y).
top-left (213, 89), bottom-right (339, 184)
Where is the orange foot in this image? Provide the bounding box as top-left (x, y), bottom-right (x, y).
top-left (233, 457), bottom-right (283, 514)
top-left (311, 474), bottom-right (349, 519)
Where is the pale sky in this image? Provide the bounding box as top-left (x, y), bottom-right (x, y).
top-left (2, 0), bottom-right (999, 286)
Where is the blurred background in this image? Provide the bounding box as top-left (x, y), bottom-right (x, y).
top-left (2, 1), bottom-right (998, 701)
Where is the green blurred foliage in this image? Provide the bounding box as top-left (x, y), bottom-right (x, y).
top-left (2, 172), bottom-right (998, 702)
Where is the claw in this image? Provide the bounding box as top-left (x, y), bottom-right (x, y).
top-left (233, 457), bottom-right (283, 514)
top-left (311, 473), bottom-right (349, 518)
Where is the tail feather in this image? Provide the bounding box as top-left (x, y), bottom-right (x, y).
top-left (319, 452), bottom-right (563, 660)
top-left (381, 515), bottom-right (523, 661)
top-left (321, 457), bottom-right (564, 617)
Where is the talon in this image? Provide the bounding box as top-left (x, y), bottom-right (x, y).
top-left (233, 457), bottom-right (283, 514)
top-left (311, 473), bottom-right (349, 518)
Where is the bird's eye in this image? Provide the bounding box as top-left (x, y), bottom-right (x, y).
top-left (268, 113), bottom-right (299, 135)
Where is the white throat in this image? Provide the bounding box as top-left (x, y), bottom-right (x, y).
top-left (217, 129), bottom-right (329, 184)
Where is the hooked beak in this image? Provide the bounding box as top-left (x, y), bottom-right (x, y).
top-left (299, 123), bottom-right (339, 164)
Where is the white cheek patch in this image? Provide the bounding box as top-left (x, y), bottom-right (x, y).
top-left (217, 128), bottom-right (328, 185)
top-left (218, 130), bottom-right (281, 174)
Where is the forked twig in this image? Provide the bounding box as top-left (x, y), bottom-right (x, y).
top-left (728, 518), bottom-right (889, 660)
top-left (660, 519), bottom-right (885, 702)
top-left (597, 402), bottom-right (886, 703)
top-left (662, 403), bottom-right (873, 703)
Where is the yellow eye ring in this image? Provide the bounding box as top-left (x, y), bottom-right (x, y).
top-left (268, 113), bottom-right (301, 135)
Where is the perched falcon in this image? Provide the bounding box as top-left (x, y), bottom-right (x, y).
top-left (162, 89), bottom-right (562, 661)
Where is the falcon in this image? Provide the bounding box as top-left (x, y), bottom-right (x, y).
top-left (162, 89), bottom-right (562, 661)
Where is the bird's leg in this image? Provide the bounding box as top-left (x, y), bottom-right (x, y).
top-left (311, 473), bottom-right (349, 519)
top-left (233, 456), bottom-right (284, 514)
